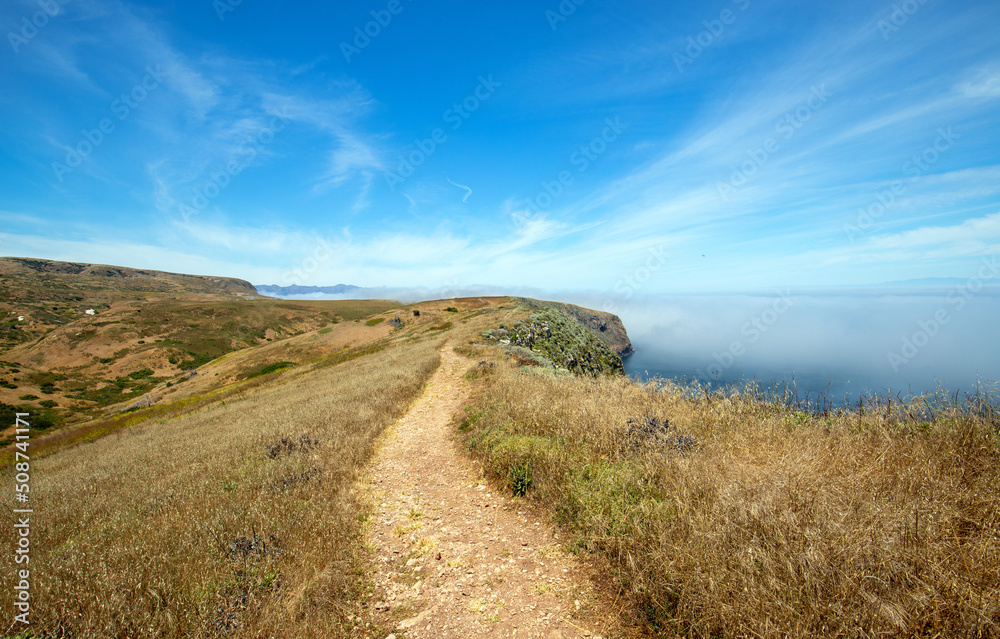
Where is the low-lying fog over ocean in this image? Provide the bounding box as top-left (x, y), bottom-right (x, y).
top-left (265, 279), bottom-right (1000, 407)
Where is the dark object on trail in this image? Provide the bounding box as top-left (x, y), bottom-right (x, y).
top-left (266, 433), bottom-right (319, 458)
top-left (229, 533), bottom-right (282, 562)
top-left (616, 416), bottom-right (697, 454)
top-left (388, 315), bottom-right (403, 328)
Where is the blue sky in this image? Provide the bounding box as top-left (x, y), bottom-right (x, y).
top-left (1, 0), bottom-right (999, 295)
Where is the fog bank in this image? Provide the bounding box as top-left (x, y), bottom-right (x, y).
top-left (574, 287), bottom-right (1000, 401)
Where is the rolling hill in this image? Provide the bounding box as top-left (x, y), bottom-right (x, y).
top-left (0, 256), bottom-right (259, 349)
top-left (0, 259), bottom-right (628, 452)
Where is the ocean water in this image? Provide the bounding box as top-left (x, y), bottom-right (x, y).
top-left (607, 288), bottom-right (1000, 410)
top-left (623, 348), bottom-right (898, 409)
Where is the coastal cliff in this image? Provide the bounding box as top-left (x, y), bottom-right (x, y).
top-left (515, 298), bottom-right (634, 357)
top-left (482, 301), bottom-right (630, 376)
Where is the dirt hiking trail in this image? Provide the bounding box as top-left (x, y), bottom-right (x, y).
top-left (362, 347), bottom-right (625, 638)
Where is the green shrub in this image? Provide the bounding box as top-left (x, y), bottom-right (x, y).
top-left (482, 308), bottom-right (623, 376)
top-left (0, 402), bottom-right (57, 430)
top-left (508, 462), bottom-right (532, 496)
top-left (365, 317), bottom-right (386, 326)
top-left (179, 351), bottom-right (214, 369)
top-left (246, 362), bottom-right (296, 379)
top-left (445, 307), bottom-right (459, 313)
top-left (458, 407), bottom-right (486, 433)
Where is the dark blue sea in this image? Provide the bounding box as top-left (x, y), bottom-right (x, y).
top-left (623, 347), bottom-right (904, 410)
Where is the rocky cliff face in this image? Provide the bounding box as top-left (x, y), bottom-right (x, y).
top-left (515, 299), bottom-right (634, 357)
top-left (482, 307), bottom-right (625, 376)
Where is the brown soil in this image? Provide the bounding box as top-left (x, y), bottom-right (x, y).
top-left (361, 347), bottom-right (626, 638)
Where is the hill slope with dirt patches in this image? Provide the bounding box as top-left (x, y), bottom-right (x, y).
top-left (0, 298), bottom-right (399, 438)
top-left (0, 259), bottom-right (411, 438)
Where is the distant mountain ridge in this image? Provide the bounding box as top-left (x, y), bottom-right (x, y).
top-left (874, 276), bottom-right (1000, 288)
top-left (255, 284), bottom-right (362, 296)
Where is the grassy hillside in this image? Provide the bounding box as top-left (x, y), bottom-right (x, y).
top-left (0, 252), bottom-right (422, 443)
top-left (0, 295), bottom-right (554, 461)
top-left (458, 348), bottom-right (1000, 637)
top-left (521, 298), bottom-right (634, 357)
top-left (0, 291), bottom-right (617, 637)
top-left (482, 306), bottom-right (624, 375)
top-left (0, 336), bottom-right (442, 638)
top-left (0, 299), bottom-right (399, 439)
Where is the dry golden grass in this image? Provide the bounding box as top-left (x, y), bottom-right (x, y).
top-left (460, 351), bottom-right (1000, 638)
top-left (0, 336), bottom-right (442, 638)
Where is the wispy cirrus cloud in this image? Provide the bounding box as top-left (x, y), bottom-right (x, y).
top-left (864, 212), bottom-right (1000, 256)
top-left (2, 0), bottom-right (383, 235)
top-left (506, 1), bottom-right (1000, 291)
